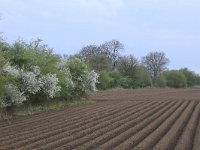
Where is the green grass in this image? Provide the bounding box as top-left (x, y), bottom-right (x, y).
top-left (0, 99), bottom-right (95, 120)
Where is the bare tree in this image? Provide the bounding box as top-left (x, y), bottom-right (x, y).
top-left (77, 44), bottom-right (112, 71)
top-left (77, 45), bottom-right (101, 61)
top-left (87, 54), bottom-right (112, 72)
top-left (100, 40), bottom-right (124, 69)
top-left (142, 51), bottom-right (169, 82)
top-left (117, 55), bottom-right (138, 77)
top-left (76, 40), bottom-right (124, 71)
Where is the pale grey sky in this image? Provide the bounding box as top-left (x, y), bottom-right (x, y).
top-left (0, 0), bottom-right (200, 73)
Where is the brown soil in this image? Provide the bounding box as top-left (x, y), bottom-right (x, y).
top-left (0, 88), bottom-right (200, 150)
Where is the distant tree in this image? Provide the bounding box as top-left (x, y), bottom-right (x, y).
top-left (77, 45), bottom-right (112, 71)
top-left (154, 74), bottom-right (166, 87)
top-left (117, 55), bottom-right (138, 77)
top-left (142, 51), bottom-right (169, 85)
top-left (100, 40), bottom-right (124, 69)
top-left (135, 66), bottom-right (152, 87)
top-left (77, 45), bottom-right (101, 61)
top-left (87, 54), bottom-right (112, 72)
top-left (179, 68), bottom-right (200, 87)
top-left (164, 70), bottom-right (187, 88)
top-left (109, 70), bottom-right (122, 87)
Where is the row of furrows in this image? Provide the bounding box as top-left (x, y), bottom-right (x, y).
top-left (130, 100), bottom-right (200, 150)
top-left (152, 100), bottom-right (197, 150)
top-left (193, 111), bottom-right (200, 150)
top-left (90, 89), bottom-right (191, 100)
top-left (74, 100), bottom-right (199, 150)
top-left (130, 100), bottom-right (195, 150)
top-left (0, 100), bottom-right (116, 132)
top-left (0, 100), bottom-right (128, 137)
top-left (2, 99), bottom-right (200, 150)
top-left (113, 100), bottom-right (193, 150)
top-left (0, 100), bottom-right (137, 145)
top-left (0, 101), bottom-right (105, 126)
top-left (68, 99), bottom-right (200, 150)
top-left (87, 100), bottom-right (184, 150)
top-left (1, 100), bottom-right (166, 149)
top-left (174, 101), bottom-right (200, 150)
top-left (0, 100), bottom-right (152, 149)
top-left (42, 100), bottom-right (173, 150)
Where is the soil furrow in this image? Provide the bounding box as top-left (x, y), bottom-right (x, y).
top-left (174, 101), bottom-right (200, 150)
top-left (0, 100), bottom-right (131, 139)
top-left (132, 100), bottom-right (190, 150)
top-left (193, 111), bottom-right (200, 150)
top-left (57, 101), bottom-right (174, 150)
top-left (115, 100), bottom-right (188, 150)
top-left (1, 89), bottom-right (200, 150)
top-left (153, 100), bottom-right (196, 150)
top-left (0, 101), bottom-right (103, 127)
top-left (22, 101), bottom-right (159, 149)
top-left (1, 101), bottom-right (151, 149)
top-left (0, 101), bottom-right (118, 135)
top-left (95, 101), bottom-right (179, 150)
top-left (76, 100), bottom-right (183, 150)
top-left (0, 102), bottom-right (144, 141)
top-left (0, 102), bottom-right (133, 147)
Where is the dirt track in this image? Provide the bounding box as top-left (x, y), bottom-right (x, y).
top-left (0, 88), bottom-right (200, 150)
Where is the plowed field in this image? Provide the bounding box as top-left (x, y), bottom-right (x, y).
top-left (1, 88), bottom-right (200, 150)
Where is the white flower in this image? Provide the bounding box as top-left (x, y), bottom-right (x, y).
top-left (85, 70), bottom-right (99, 91)
top-left (31, 66), bottom-right (41, 76)
top-left (0, 84), bottom-right (27, 108)
top-left (40, 73), bottom-right (61, 98)
top-left (19, 69), bottom-right (42, 94)
top-left (3, 63), bottom-right (20, 77)
top-left (56, 57), bottom-right (69, 73)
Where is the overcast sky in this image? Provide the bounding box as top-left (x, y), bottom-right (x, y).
top-left (0, 0), bottom-right (200, 74)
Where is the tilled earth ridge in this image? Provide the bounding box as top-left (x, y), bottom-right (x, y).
top-left (0, 88), bottom-right (200, 150)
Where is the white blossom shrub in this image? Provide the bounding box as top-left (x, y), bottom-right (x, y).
top-left (57, 58), bottom-right (99, 96)
top-left (1, 64), bottom-right (61, 107)
top-left (1, 58), bottom-right (98, 108)
top-left (56, 58), bottom-right (75, 89)
top-left (0, 84), bottom-right (26, 108)
top-left (19, 68), bottom-right (43, 94)
top-left (85, 70), bottom-right (99, 92)
top-left (56, 57), bottom-right (69, 73)
top-left (31, 66), bottom-right (41, 76)
top-left (3, 65), bottom-right (43, 95)
top-left (40, 73), bottom-right (61, 98)
top-left (3, 63), bottom-right (20, 77)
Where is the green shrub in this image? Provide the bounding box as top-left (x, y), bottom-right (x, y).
top-left (164, 70), bottom-right (187, 88)
top-left (153, 75), bottom-right (166, 87)
top-left (118, 77), bottom-right (133, 88)
top-left (0, 48), bottom-right (8, 101)
top-left (135, 66), bottom-right (152, 88)
top-left (98, 71), bottom-right (114, 90)
top-left (179, 68), bottom-right (200, 87)
top-left (109, 70), bottom-right (122, 87)
top-left (4, 39), bottom-right (60, 75)
top-left (67, 58), bottom-right (90, 98)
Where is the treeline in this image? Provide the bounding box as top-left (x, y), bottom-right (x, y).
top-left (0, 38), bottom-right (200, 109)
top-left (75, 39), bottom-right (200, 89)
